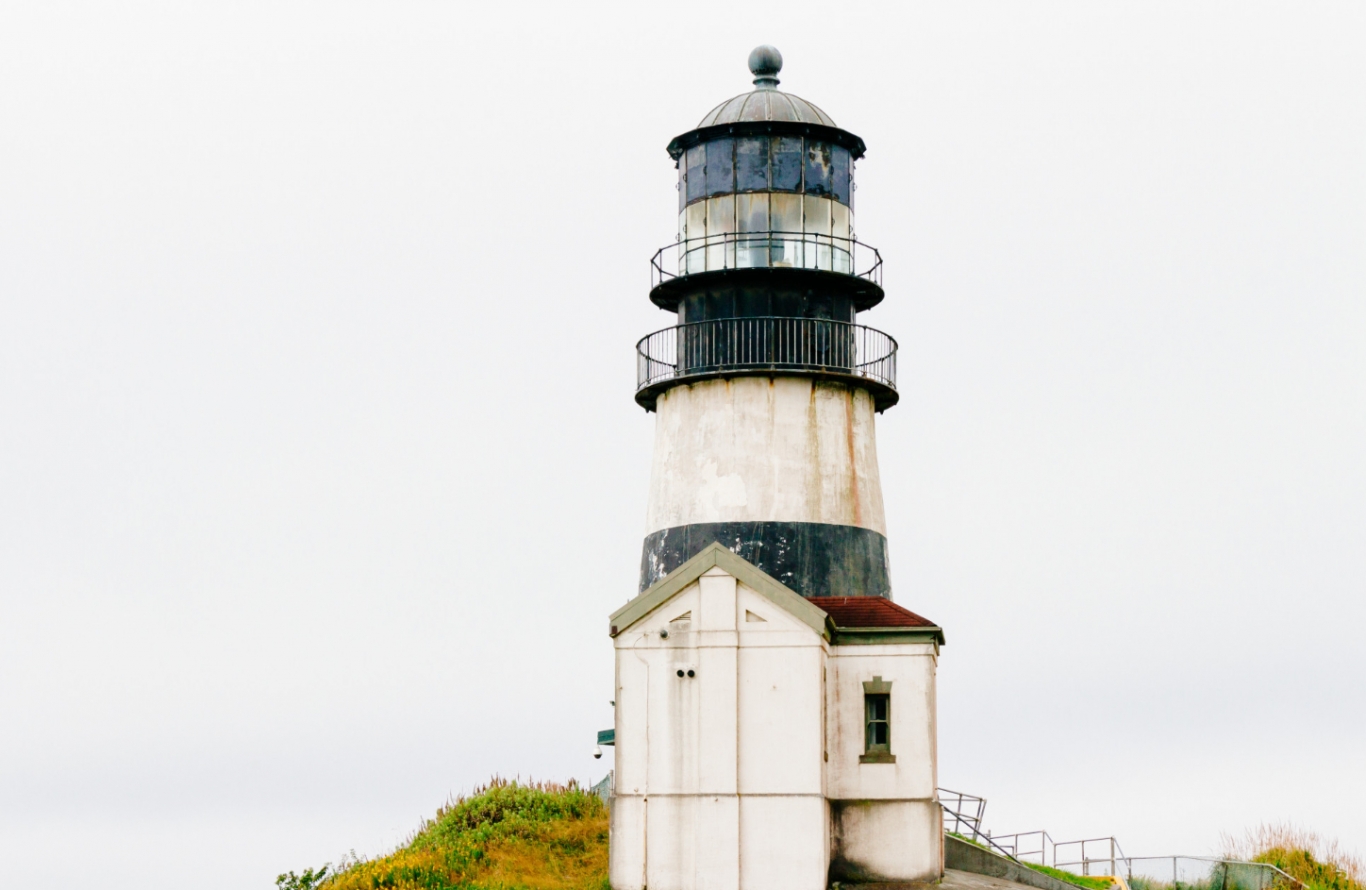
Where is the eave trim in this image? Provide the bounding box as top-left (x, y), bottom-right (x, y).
top-left (830, 625), bottom-right (946, 647)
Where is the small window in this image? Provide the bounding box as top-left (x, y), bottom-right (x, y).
top-left (865, 695), bottom-right (889, 749)
top-left (860, 676), bottom-right (896, 764)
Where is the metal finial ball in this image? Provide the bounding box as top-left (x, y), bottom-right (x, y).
top-left (748, 45), bottom-right (783, 79)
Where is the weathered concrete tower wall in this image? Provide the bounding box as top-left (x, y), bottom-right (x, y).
top-left (642, 377), bottom-right (889, 596)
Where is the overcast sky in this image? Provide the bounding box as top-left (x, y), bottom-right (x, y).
top-left (1, 2), bottom-right (1362, 888)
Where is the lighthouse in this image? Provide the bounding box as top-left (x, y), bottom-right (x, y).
top-left (608, 47), bottom-right (945, 890)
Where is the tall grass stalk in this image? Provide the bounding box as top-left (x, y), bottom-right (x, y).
top-left (1221, 823), bottom-right (1363, 890)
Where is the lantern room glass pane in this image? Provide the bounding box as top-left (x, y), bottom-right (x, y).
top-left (804, 195), bottom-right (831, 270)
top-left (706, 194), bottom-right (735, 270)
top-left (831, 145), bottom-right (851, 205)
top-left (804, 141), bottom-right (833, 198)
top-left (736, 137), bottom-right (771, 192)
top-left (686, 145), bottom-right (705, 203)
top-left (770, 192), bottom-right (802, 268)
top-left (831, 201), bottom-right (850, 241)
top-left (684, 201), bottom-right (707, 275)
top-left (737, 192), bottom-right (769, 233)
top-left (771, 136), bottom-right (803, 191)
top-left (705, 138), bottom-right (735, 197)
top-left (831, 201), bottom-right (852, 273)
top-left (736, 193), bottom-right (770, 268)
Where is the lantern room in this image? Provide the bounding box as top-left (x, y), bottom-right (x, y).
top-left (637, 46), bottom-right (897, 413)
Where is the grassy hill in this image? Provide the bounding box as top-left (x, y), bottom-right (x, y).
top-left (278, 785), bottom-right (1362, 890)
top-left (282, 779), bottom-right (608, 890)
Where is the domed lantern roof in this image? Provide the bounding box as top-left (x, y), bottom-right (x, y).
top-left (667, 45), bottom-right (864, 161)
top-left (697, 46), bottom-right (837, 127)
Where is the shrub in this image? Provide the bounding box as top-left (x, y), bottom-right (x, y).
top-left (1222, 823), bottom-right (1363, 890)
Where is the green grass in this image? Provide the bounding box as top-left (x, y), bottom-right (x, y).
top-left (311, 778), bottom-right (609, 890)
top-left (1027, 863), bottom-right (1115, 890)
top-left (947, 832), bottom-right (1114, 890)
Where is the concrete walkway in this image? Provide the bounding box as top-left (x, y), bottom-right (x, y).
top-left (944, 867), bottom-right (1059, 890)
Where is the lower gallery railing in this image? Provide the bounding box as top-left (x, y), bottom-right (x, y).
top-left (636, 316), bottom-right (897, 393)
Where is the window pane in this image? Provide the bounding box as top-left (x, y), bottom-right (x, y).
top-left (736, 137), bottom-right (770, 191)
top-left (831, 145), bottom-right (851, 204)
top-left (803, 196), bottom-right (831, 270)
top-left (686, 145), bottom-right (705, 203)
top-left (804, 140), bottom-right (833, 197)
top-left (772, 136), bottom-right (803, 191)
top-left (705, 138), bottom-right (735, 197)
top-left (831, 202), bottom-right (851, 273)
top-left (684, 202), bottom-right (707, 275)
top-left (737, 192), bottom-right (769, 233)
top-left (736, 193), bottom-right (770, 269)
top-left (769, 193), bottom-right (803, 268)
top-left (865, 693), bottom-right (891, 753)
top-left (706, 194), bottom-right (735, 270)
top-left (678, 163), bottom-right (687, 212)
top-left (770, 192), bottom-right (802, 234)
top-left (804, 196), bottom-right (831, 237)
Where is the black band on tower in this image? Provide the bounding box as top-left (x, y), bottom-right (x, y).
top-left (640, 521), bottom-right (891, 599)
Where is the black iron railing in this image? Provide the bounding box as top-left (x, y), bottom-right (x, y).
top-left (650, 231), bottom-right (882, 288)
top-left (636, 316), bottom-right (897, 393)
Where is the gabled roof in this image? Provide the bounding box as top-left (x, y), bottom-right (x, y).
top-left (610, 542), bottom-right (828, 639)
top-left (609, 543), bottom-right (944, 647)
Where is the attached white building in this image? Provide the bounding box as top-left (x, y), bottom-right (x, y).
top-left (608, 544), bottom-right (944, 890)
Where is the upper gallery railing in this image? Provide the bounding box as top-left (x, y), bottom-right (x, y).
top-left (650, 231), bottom-right (883, 288)
top-left (636, 316), bottom-right (897, 395)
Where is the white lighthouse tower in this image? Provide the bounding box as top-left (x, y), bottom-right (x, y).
top-left (608, 47), bottom-right (945, 890)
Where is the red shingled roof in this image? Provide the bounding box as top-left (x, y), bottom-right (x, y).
top-left (818, 596), bottom-right (938, 629)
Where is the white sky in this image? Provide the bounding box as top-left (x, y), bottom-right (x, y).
top-left (1, 2), bottom-right (1362, 887)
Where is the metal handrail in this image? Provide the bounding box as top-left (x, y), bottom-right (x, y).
top-left (1054, 837), bottom-right (1129, 877)
top-left (939, 788), bottom-right (988, 842)
top-left (938, 787), bottom-right (1026, 863)
top-left (989, 830), bottom-right (1058, 866)
top-left (650, 230), bottom-right (883, 288)
top-left (941, 788), bottom-right (1306, 890)
top-left (635, 316), bottom-right (897, 394)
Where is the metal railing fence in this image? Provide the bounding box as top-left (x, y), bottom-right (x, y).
top-left (1120, 857), bottom-right (1301, 890)
top-left (937, 788), bottom-right (1303, 890)
top-left (636, 317), bottom-right (897, 393)
top-left (650, 231), bottom-right (882, 287)
top-left (1055, 837), bottom-right (1129, 876)
top-left (988, 830), bottom-right (1059, 866)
